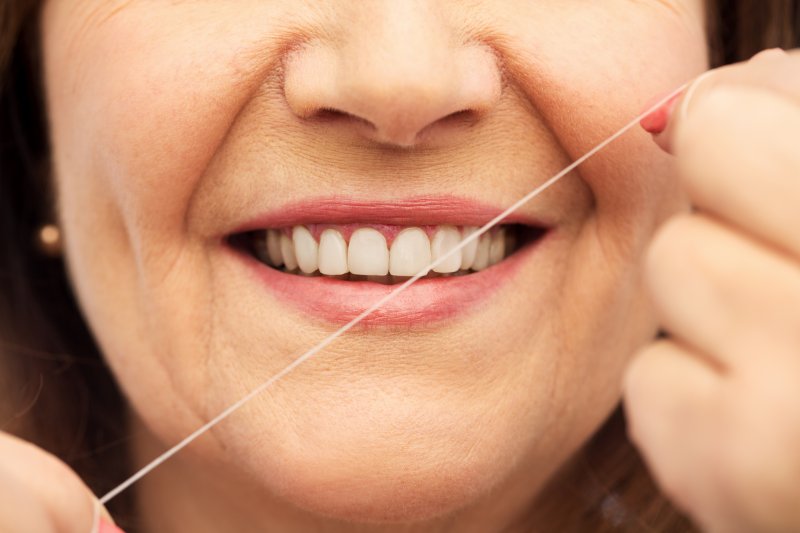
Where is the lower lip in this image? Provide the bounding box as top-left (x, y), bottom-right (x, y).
top-left (228, 232), bottom-right (550, 327)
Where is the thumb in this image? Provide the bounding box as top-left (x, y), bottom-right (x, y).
top-left (0, 432), bottom-right (119, 533)
top-left (640, 48), bottom-right (794, 154)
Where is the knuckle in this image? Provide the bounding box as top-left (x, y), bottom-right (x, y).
top-left (645, 215), bottom-right (695, 287)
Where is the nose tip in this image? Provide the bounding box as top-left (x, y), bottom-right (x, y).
top-left (283, 39), bottom-right (501, 148)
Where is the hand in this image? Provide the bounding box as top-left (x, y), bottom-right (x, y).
top-left (0, 431), bottom-right (117, 532)
top-left (624, 49), bottom-right (800, 533)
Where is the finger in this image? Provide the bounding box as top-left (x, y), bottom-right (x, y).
top-left (645, 213), bottom-right (800, 372)
top-left (652, 48), bottom-right (800, 150)
top-left (623, 339), bottom-right (722, 519)
top-left (677, 86), bottom-right (800, 262)
top-left (641, 50), bottom-right (800, 260)
top-left (0, 432), bottom-right (103, 533)
top-left (0, 468), bottom-right (55, 533)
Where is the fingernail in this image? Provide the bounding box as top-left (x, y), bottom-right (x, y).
top-left (639, 91), bottom-right (682, 134)
top-left (752, 47), bottom-right (787, 60)
top-left (99, 517), bottom-right (126, 533)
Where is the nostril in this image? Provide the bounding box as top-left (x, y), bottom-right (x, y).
top-left (314, 107), bottom-right (376, 130)
top-left (316, 107), bottom-right (348, 120)
top-left (413, 109), bottom-right (477, 141)
top-left (439, 109), bottom-right (477, 125)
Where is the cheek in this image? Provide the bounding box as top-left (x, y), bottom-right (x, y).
top-left (44, 5), bottom-right (286, 265)
top-left (502, 2), bottom-right (707, 245)
top-left (40, 2), bottom-right (303, 429)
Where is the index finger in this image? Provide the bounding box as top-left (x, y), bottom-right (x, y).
top-left (645, 48), bottom-right (800, 153)
top-left (644, 49), bottom-right (800, 261)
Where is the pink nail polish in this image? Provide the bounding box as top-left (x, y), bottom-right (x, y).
top-left (639, 91), bottom-right (681, 134)
top-left (98, 517), bottom-right (126, 533)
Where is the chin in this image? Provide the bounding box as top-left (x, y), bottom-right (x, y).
top-left (265, 445), bottom-right (508, 524)
top-left (221, 392), bottom-right (532, 525)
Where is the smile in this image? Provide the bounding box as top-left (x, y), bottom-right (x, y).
top-left (237, 222), bottom-right (545, 284)
top-left (225, 196), bottom-right (553, 326)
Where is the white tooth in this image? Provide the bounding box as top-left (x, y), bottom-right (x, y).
top-left (266, 230), bottom-right (283, 267)
top-left (471, 233), bottom-right (491, 271)
top-left (348, 228), bottom-right (389, 276)
top-left (318, 229), bottom-right (348, 275)
top-left (489, 229), bottom-right (506, 266)
top-left (292, 225), bottom-right (318, 274)
top-left (389, 228), bottom-right (431, 276)
top-left (460, 226), bottom-right (479, 270)
top-left (431, 226), bottom-right (462, 273)
top-left (280, 233), bottom-right (298, 271)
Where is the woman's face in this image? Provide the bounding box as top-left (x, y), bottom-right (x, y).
top-left (41, 0), bottom-right (706, 526)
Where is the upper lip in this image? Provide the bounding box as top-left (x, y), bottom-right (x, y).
top-left (229, 195), bottom-right (551, 234)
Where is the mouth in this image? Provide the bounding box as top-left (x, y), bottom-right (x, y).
top-left (224, 196), bottom-right (552, 326)
top-left (230, 223), bottom-right (544, 284)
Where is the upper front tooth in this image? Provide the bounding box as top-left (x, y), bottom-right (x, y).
top-left (318, 229), bottom-right (348, 275)
top-left (348, 228), bottom-right (389, 276)
top-left (390, 228), bottom-right (431, 276)
top-left (471, 233), bottom-right (491, 270)
top-left (266, 230), bottom-right (284, 267)
top-left (489, 229), bottom-right (506, 266)
top-left (280, 233), bottom-right (298, 271)
top-left (431, 226), bottom-right (461, 273)
top-left (293, 226), bottom-right (318, 274)
top-left (460, 226), bottom-right (479, 270)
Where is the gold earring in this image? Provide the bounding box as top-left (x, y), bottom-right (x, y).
top-left (36, 223), bottom-right (63, 257)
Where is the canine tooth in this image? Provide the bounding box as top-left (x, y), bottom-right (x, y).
top-left (266, 230), bottom-right (284, 266)
top-left (431, 226), bottom-right (461, 273)
top-left (471, 233), bottom-right (491, 271)
top-left (318, 229), bottom-right (348, 275)
top-left (489, 229), bottom-right (506, 266)
top-left (348, 228), bottom-right (389, 275)
top-left (293, 226), bottom-right (318, 273)
top-left (390, 228), bottom-right (431, 276)
top-left (460, 226), bottom-right (479, 270)
top-left (280, 233), bottom-right (298, 271)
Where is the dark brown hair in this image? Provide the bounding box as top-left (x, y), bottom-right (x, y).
top-left (1, 2), bottom-right (797, 531)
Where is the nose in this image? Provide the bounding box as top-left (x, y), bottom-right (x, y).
top-left (282, 3), bottom-right (502, 148)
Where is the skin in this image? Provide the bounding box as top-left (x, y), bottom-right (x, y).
top-left (6, 0), bottom-right (795, 532)
top-left (39, 0), bottom-right (704, 531)
top-left (625, 49), bottom-right (800, 533)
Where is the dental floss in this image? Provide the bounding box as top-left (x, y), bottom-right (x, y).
top-left (94, 79), bottom-right (693, 516)
top-left (90, 498), bottom-right (101, 533)
top-left (680, 70), bottom-right (716, 123)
